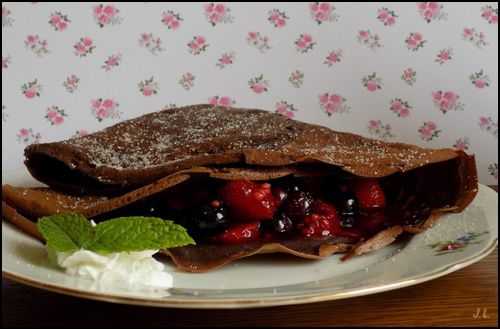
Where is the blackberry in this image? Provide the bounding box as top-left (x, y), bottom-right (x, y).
top-left (282, 190), bottom-right (314, 220)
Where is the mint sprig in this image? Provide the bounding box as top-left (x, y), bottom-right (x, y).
top-left (37, 213), bottom-right (195, 254)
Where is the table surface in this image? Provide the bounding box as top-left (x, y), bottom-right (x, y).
top-left (2, 187), bottom-right (498, 327)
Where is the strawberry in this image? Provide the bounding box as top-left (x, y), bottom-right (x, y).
top-left (213, 222), bottom-right (261, 244)
top-left (299, 200), bottom-right (341, 237)
top-left (219, 180), bottom-right (277, 221)
top-left (353, 178), bottom-right (386, 209)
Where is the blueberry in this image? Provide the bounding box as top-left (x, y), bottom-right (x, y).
top-left (282, 190), bottom-right (314, 220)
top-left (272, 212), bottom-right (294, 234)
top-left (340, 193), bottom-right (358, 228)
top-left (184, 203), bottom-right (230, 239)
top-left (341, 197), bottom-right (357, 216)
top-left (402, 204), bottom-right (431, 226)
top-left (340, 215), bottom-right (355, 228)
top-left (272, 186), bottom-right (288, 205)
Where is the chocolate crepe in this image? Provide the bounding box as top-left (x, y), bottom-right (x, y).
top-left (2, 104), bottom-right (478, 272)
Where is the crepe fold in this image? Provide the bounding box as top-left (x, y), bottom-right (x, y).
top-left (2, 105), bottom-right (478, 272)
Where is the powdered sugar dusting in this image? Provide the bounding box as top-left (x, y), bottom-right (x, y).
top-left (49, 104), bottom-right (454, 181)
top-left (63, 105), bottom-right (299, 170)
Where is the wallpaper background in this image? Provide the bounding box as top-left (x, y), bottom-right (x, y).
top-left (2, 2), bottom-right (498, 184)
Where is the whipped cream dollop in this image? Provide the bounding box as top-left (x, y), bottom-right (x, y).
top-left (56, 249), bottom-right (173, 289)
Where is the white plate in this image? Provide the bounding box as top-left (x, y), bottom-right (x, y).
top-left (2, 168), bottom-right (498, 309)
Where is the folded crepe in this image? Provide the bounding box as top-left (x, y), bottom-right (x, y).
top-left (2, 104), bottom-right (478, 272)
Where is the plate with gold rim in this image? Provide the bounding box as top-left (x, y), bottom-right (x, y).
top-left (2, 168), bottom-right (498, 309)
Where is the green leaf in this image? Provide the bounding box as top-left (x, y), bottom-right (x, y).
top-left (37, 213), bottom-right (94, 252)
top-left (47, 245), bottom-right (59, 266)
top-left (87, 216), bottom-right (195, 253)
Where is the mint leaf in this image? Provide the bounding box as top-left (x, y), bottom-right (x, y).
top-left (37, 213), bottom-right (94, 252)
top-left (37, 214), bottom-right (195, 254)
top-left (87, 217), bottom-right (195, 253)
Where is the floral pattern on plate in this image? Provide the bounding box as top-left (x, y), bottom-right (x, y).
top-left (428, 232), bottom-right (489, 255)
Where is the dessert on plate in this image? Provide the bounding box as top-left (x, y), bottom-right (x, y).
top-left (2, 104), bottom-right (478, 272)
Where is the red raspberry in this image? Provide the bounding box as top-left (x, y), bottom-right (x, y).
top-left (219, 180), bottom-right (277, 221)
top-left (300, 200), bottom-right (341, 238)
top-left (213, 222), bottom-right (261, 244)
top-left (353, 179), bottom-right (386, 209)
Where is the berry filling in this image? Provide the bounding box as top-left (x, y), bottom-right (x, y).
top-left (93, 162), bottom-right (457, 246)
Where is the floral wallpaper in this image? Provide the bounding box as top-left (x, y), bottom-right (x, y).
top-left (2, 2), bottom-right (498, 184)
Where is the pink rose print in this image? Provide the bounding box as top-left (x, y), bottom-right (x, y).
top-left (469, 70), bottom-right (491, 89)
top-left (21, 79), bottom-right (42, 99)
top-left (479, 116), bottom-right (498, 138)
top-left (45, 106), bottom-right (67, 126)
top-left (390, 98), bottom-right (412, 118)
top-left (418, 121), bottom-right (441, 141)
top-left (90, 98), bottom-right (121, 122)
top-left (357, 30), bottom-right (382, 50)
top-left (435, 48), bottom-right (453, 65)
top-left (432, 90), bottom-right (464, 113)
top-left (102, 53), bottom-right (122, 71)
top-left (405, 32), bottom-right (426, 51)
top-left (216, 52), bottom-right (235, 69)
top-left (319, 92), bottom-right (349, 116)
top-left (73, 37), bottom-right (95, 57)
top-left (204, 3), bottom-right (233, 26)
top-left (268, 9), bottom-right (288, 28)
top-left (179, 72), bottom-right (195, 90)
top-left (17, 128), bottom-right (41, 144)
top-left (93, 4), bottom-right (121, 28)
top-left (309, 2), bottom-right (338, 25)
top-left (275, 101), bottom-right (298, 119)
top-left (401, 68), bottom-right (416, 86)
top-left (247, 32), bottom-right (271, 53)
top-left (453, 137), bottom-right (470, 151)
top-left (2, 55), bottom-right (10, 70)
top-left (73, 129), bottom-right (90, 138)
top-left (324, 49), bottom-right (342, 66)
top-left (208, 96), bottom-right (235, 108)
top-left (417, 2), bottom-right (446, 23)
top-left (462, 28), bottom-right (488, 48)
top-left (377, 7), bottom-right (397, 26)
top-left (138, 77), bottom-right (159, 96)
top-left (295, 34), bottom-right (316, 53)
top-left (362, 73), bottom-right (382, 92)
top-left (49, 11), bottom-right (70, 31)
top-left (367, 120), bottom-right (395, 140)
top-left (139, 33), bottom-right (164, 55)
top-left (25, 35), bottom-right (49, 57)
top-left (161, 10), bottom-right (183, 30)
top-left (2, 5), bottom-right (13, 27)
top-left (248, 74), bottom-right (269, 94)
top-left (488, 164), bottom-right (498, 180)
top-left (481, 5), bottom-right (498, 24)
top-left (63, 74), bottom-right (79, 93)
top-left (188, 35), bottom-right (209, 55)
top-left (289, 70), bottom-right (304, 88)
